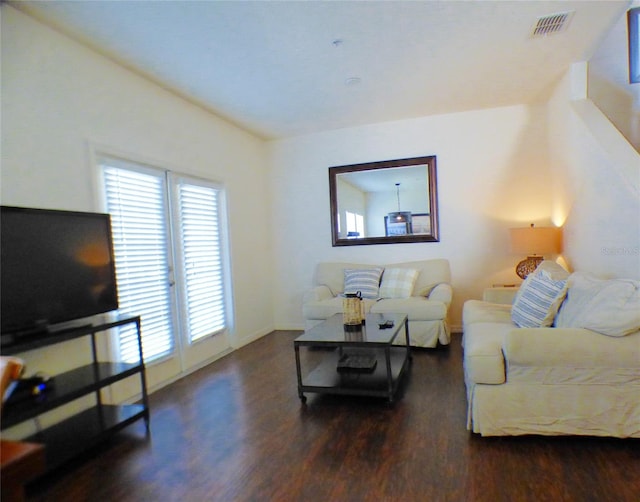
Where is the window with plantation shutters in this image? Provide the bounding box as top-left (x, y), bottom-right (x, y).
top-left (102, 162), bottom-right (175, 363)
top-left (174, 180), bottom-right (226, 342)
top-left (100, 156), bottom-right (229, 364)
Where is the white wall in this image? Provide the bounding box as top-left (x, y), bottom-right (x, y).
top-left (4, 3), bottom-right (637, 346)
top-left (1, 7), bottom-right (274, 357)
top-left (269, 104), bottom-right (555, 330)
top-left (547, 66), bottom-right (640, 280)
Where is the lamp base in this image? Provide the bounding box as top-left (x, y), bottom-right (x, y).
top-left (515, 255), bottom-right (544, 280)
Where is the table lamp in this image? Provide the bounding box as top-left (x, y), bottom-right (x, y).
top-left (510, 224), bottom-right (562, 279)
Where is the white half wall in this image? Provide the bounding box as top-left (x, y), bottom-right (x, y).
top-left (268, 104), bottom-right (556, 331)
top-left (547, 66), bottom-right (640, 280)
top-left (588, 4), bottom-right (640, 152)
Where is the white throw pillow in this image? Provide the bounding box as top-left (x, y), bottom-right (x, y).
top-left (343, 268), bottom-right (383, 299)
top-left (555, 272), bottom-right (640, 337)
top-left (511, 269), bottom-right (568, 328)
top-left (379, 268), bottom-right (419, 299)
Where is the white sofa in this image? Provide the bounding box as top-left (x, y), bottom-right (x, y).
top-left (303, 259), bottom-right (452, 348)
top-left (463, 261), bottom-right (640, 437)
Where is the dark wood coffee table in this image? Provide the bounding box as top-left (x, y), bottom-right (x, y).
top-left (294, 313), bottom-right (410, 404)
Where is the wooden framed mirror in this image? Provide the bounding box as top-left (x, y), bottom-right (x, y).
top-left (329, 156), bottom-right (439, 246)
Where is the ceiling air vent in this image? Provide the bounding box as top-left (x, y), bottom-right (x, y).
top-left (531, 11), bottom-right (574, 37)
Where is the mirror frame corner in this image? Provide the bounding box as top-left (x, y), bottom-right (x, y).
top-left (329, 155), bottom-right (439, 246)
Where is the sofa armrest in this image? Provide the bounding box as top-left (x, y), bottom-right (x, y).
top-left (427, 283), bottom-right (452, 306)
top-left (303, 285), bottom-right (334, 304)
top-left (504, 328), bottom-right (640, 368)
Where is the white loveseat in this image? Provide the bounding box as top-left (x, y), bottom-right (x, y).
top-left (303, 259), bottom-right (452, 348)
top-left (463, 261), bottom-right (640, 437)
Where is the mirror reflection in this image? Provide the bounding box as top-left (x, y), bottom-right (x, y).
top-left (329, 156), bottom-right (439, 246)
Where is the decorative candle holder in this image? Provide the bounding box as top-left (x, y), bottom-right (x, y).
top-left (344, 323), bottom-right (366, 342)
top-left (343, 292), bottom-right (362, 329)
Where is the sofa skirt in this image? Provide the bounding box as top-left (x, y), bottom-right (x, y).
top-left (304, 318), bottom-right (450, 348)
top-left (467, 382), bottom-right (640, 437)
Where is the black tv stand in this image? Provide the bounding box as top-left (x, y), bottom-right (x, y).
top-left (1, 322), bottom-right (97, 349)
top-left (1, 326), bottom-right (49, 347)
top-left (1, 315), bottom-right (150, 473)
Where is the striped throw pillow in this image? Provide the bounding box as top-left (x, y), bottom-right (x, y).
top-left (511, 270), bottom-right (568, 328)
top-left (379, 268), bottom-right (419, 299)
top-left (343, 268), bottom-right (383, 299)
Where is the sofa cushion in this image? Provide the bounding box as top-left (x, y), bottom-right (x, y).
top-left (504, 328), bottom-right (640, 384)
top-left (385, 259), bottom-right (451, 296)
top-left (463, 321), bottom-right (511, 384)
top-left (314, 262), bottom-right (382, 296)
top-left (371, 297), bottom-right (447, 321)
top-left (343, 267), bottom-right (383, 299)
top-left (463, 299), bottom-right (512, 326)
top-left (312, 260), bottom-right (450, 297)
top-left (511, 269), bottom-right (568, 328)
top-left (379, 268), bottom-right (419, 299)
top-left (303, 297), bottom-right (378, 320)
top-left (556, 272), bottom-right (640, 337)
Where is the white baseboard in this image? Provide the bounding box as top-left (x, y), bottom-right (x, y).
top-left (274, 323), bottom-right (305, 331)
top-left (231, 326), bottom-right (274, 349)
top-left (451, 324), bottom-right (463, 334)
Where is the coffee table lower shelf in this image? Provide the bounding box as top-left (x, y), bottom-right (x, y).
top-left (297, 347), bottom-right (410, 403)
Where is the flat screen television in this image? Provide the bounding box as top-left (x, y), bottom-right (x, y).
top-left (1, 205), bottom-right (119, 341)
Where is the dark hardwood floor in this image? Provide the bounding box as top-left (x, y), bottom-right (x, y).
top-left (27, 332), bottom-right (639, 502)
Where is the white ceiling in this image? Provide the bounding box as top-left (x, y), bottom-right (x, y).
top-left (12, 0), bottom-right (630, 139)
top-left (341, 165), bottom-right (427, 193)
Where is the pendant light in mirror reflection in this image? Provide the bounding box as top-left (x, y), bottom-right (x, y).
top-left (386, 183), bottom-right (413, 236)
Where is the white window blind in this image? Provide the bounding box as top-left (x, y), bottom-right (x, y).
top-left (102, 164), bottom-right (175, 363)
top-left (175, 181), bottom-right (226, 342)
